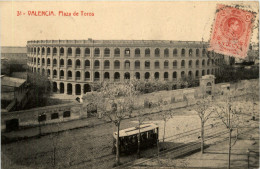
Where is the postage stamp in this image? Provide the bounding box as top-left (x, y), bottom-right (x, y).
top-left (209, 4), bottom-right (256, 59)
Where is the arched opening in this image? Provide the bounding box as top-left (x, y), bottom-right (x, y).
top-left (164, 72), bottom-right (169, 80)
top-left (42, 58), bottom-right (45, 66)
top-left (196, 49), bottom-right (199, 56)
top-left (135, 48), bottom-right (140, 56)
top-left (75, 84), bottom-right (81, 95)
top-left (173, 72), bottom-right (177, 79)
top-left (188, 71), bottom-right (193, 78)
top-left (53, 82), bottom-right (57, 92)
top-left (202, 70), bottom-right (205, 76)
top-left (85, 60), bottom-right (90, 68)
top-left (181, 49), bottom-right (185, 56)
top-left (207, 69), bottom-right (210, 75)
top-left (85, 71), bottom-right (90, 80)
top-left (124, 48), bottom-right (130, 56)
top-left (42, 47), bottom-right (45, 55)
top-left (154, 61), bottom-right (160, 69)
top-left (68, 59), bottom-right (72, 67)
top-left (196, 60), bottom-right (199, 67)
top-left (94, 48), bottom-right (100, 56)
top-left (196, 70), bottom-right (199, 78)
top-left (68, 71), bottom-right (72, 79)
top-left (135, 72), bottom-right (140, 79)
top-left (181, 71), bottom-right (185, 78)
top-left (154, 72), bottom-right (159, 79)
top-left (202, 49), bottom-right (206, 56)
top-left (53, 47), bottom-right (57, 56)
top-left (104, 48), bottom-right (110, 56)
top-left (104, 60), bottom-right (110, 69)
top-left (173, 60), bottom-right (177, 68)
top-left (173, 48), bottom-right (178, 56)
top-left (181, 60), bottom-right (185, 68)
top-left (94, 72), bottom-right (100, 81)
top-left (145, 61), bottom-right (150, 69)
top-left (60, 48), bottom-right (64, 56)
top-left (189, 60), bottom-right (192, 68)
top-left (114, 48), bottom-right (120, 56)
top-left (68, 48), bottom-right (72, 56)
top-left (47, 47), bottom-right (51, 55)
top-left (164, 48), bottom-right (169, 57)
top-left (53, 59), bottom-right (57, 67)
top-left (124, 60), bottom-right (130, 69)
top-left (164, 60), bottom-right (169, 68)
top-left (104, 72), bottom-right (110, 80)
top-left (202, 60), bottom-right (205, 67)
top-left (124, 72), bottom-right (130, 79)
top-left (67, 83), bottom-right (72, 95)
top-left (85, 48), bottom-right (90, 56)
top-left (60, 70), bottom-right (64, 79)
top-left (114, 72), bottom-right (120, 81)
top-left (145, 72), bottom-right (150, 80)
top-left (76, 59), bottom-right (81, 68)
top-left (60, 83), bottom-right (64, 93)
top-left (145, 48), bottom-right (150, 56)
top-left (94, 60), bottom-right (100, 69)
top-left (114, 60), bottom-right (120, 69)
top-left (47, 69), bottom-right (50, 77)
top-left (76, 71), bottom-right (81, 80)
top-left (76, 48), bottom-right (81, 56)
top-left (84, 84), bottom-right (91, 93)
top-left (135, 60), bottom-right (140, 69)
top-left (155, 48), bottom-right (160, 57)
top-left (189, 49), bottom-right (193, 56)
top-left (53, 70), bottom-right (57, 78)
top-left (60, 59), bottom-right (64, 67)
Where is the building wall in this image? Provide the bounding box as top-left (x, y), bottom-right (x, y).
top-left (1, 102), bottom-right (85, 131)
top-left (27, 40), bottom-right (225, 95)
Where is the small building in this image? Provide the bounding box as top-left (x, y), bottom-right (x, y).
top-left (200, 75), bottom-right (215, 96)
top-left (1, 75), bottom-right (29, 112)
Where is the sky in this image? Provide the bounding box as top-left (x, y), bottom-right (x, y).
top-left (0, 1), bottom-right (258, 47)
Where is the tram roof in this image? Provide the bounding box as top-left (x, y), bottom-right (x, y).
top-left (113, 123), bottom-right (158, 138)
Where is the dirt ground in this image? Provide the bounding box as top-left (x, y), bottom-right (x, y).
top-left (2, 107), bottom-right (201, 169)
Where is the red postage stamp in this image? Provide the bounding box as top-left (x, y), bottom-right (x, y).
top-left (209, 4), bottom-right (256, 59)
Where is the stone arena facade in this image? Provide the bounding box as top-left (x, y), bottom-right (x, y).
top-left (27, 39), bottom-right (224, 95)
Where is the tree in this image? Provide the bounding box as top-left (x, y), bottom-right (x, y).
top-left (192, 96), bottom-right (214, 154)
top-left (213, 89), bottom-right (247, 169)
top-left (134, 109), bottom-right (151, 158)
top-left (85, 81), bottom-right (137, 166)
top-left (157, 97), bottom-right (172, 143)
top-left (26, 71), bottom-right (51, 108)
top-left (244, 80), bottom-right (259, 120)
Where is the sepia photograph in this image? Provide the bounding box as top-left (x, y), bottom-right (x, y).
top-left (0, 1), bottom-right (259, 169)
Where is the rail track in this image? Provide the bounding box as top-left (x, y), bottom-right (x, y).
top-left (115, 123), bottom-right (258, 168)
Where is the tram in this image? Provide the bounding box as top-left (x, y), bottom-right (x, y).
top-left (112, 123), bottom-right (159, 154)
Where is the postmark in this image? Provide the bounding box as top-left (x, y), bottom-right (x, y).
top-left (209, 4), bottom-right (256, 59)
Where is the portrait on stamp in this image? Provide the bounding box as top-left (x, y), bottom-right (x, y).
top-left (209, 4), bottom-right (256, 59)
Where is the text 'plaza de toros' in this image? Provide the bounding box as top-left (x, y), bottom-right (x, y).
top-left (27, 39), bottom-right (225, 95)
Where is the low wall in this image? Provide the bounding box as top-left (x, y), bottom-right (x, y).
top-left (1, 102), bottom-right (85, 132)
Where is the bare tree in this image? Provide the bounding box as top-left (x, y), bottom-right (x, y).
top-left (157, 97), bottom-right (172, 143)
top-left (192, 96), bottom-right (214, 154)
top-left (86, 81), bottom-right (137, 166)
top-left (213, 89), bottom-right (247, 169)
top-left (135, 109), bottom-right (151, 158)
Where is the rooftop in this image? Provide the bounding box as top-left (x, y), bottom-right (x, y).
top-left (27, 39), bottom-right (209, 48)
top-left (1, 76), bottom-right (26, 88)
top-left (1, 46), bottom-right (27, 54)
